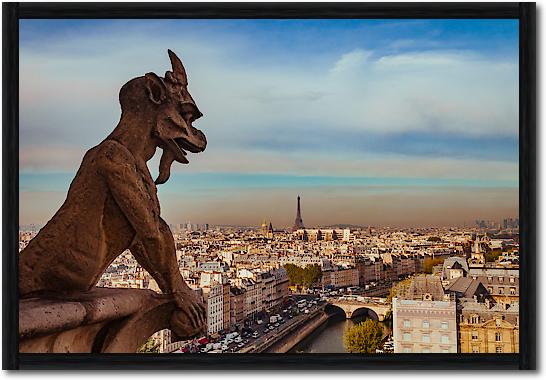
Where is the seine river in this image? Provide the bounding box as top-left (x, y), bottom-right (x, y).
top-left (289, 310), bottom-right (389, 353)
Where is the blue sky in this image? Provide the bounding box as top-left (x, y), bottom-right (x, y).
top-left (19, 19), bottom-right (519, 227)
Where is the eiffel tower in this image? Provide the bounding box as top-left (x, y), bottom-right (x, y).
top-left (291, 195), bottom-right (305, 232)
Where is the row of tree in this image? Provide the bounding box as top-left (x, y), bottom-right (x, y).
top-left (283, 263), bottom-right (322, 288)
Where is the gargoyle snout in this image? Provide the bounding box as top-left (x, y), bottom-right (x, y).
top-left (190, 127), bottom-right (207, 152)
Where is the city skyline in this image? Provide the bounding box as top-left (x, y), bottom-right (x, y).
top-left (19, 19), bottom-right (519, 226)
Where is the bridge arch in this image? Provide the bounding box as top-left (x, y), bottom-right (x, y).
top-left (324, 303), bottom-right (346, 316)
top-left (350, 307), bottom-right (379, 321)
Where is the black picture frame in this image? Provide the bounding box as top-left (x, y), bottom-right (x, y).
top-left (2, 2), bottom-right (536, 370)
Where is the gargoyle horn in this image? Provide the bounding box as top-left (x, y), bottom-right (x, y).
top-left (168, 49), bottom-right (188, 86)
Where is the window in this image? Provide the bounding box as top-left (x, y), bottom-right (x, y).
top-left (487, 276), bottom-right (492, 282)
top-left (498, 287), bottom-right (504, 294)
top-left (495, 332), bottom-right (502, 341)
top-left (510, 287), bottom-right (516, 295)
top-left (472, 346), bottom-right (479, 353)
top-left (471, 315), bottom-right (480, 324)
top-left (509, 277), bottom-right (515, 283)
top-left (403, 333), bottom-right (411, 341)
top-left (403, 319), bottom-right (411, 328)
top-left (441, 321), bottom-right (448, 329)
top-left (498, 277), bottom-right (503, 283)
top-left (496, 318), bottom-right (502, 327)
top-left (471, 331), bottom-right (479, 340)
top-left (488, 287), bottom-right (493, 293)
top-left (403, 347), bottom-right (411, 353)
top-left (422, 348), bottom-right (430, 353)
top-left (422, 335), bottom-right (430, 343)
top-left (441, 335), bottom-right (449, 344)
top-left (422, 320), bottom-right (430, 329)
top-left (496, 346), bottom-right (503, 353)
top-left (442, 349), bottom-right (449, 354)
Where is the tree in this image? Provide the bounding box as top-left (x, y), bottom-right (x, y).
top-left (344, 319), bottom-right (384, 353)
top-left (384, 276), bottom-right (414, 321)
top-left (485, 249), bottom-right (503, 263)
top-left (422, 257), bottom-right (443, 274)
top-left (138, 337), bottom-right (159, 353)
top-left (427, 236), bottom-right (442, 242)
top-left (284, 264), bottom-right (322, 288)
top-left (386, 276), bottom-right (414, 304)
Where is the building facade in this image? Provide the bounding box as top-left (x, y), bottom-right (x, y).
top-left (393, 297), bottom-right (458, 353)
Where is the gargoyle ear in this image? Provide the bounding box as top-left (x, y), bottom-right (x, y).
top-left (145, 72), bottom-right (166, 105)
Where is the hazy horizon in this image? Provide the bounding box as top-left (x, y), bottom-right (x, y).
top-left (19, 19), bottom-right (519, 227)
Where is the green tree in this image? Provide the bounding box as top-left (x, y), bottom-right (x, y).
top-left (384, 276), bottom-right (414, 321)
top-left (485, 249), bottom-right (503, 263)
top-left (386, 276), bottom-right (414, 304)
top-left (422, 257), bottom-right (444, 274)
top-left (284, 264), bottom-right (322, 288)
top-left (137, 337), bottom-right (159, 353)
top-left (344, 319), bottom-right (384, 353)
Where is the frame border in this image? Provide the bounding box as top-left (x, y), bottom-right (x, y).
top-left (3, 1), bottom-right (536, 370)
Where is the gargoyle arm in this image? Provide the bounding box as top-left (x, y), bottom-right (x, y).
top-left (97, 140), bottom-right (186, 293)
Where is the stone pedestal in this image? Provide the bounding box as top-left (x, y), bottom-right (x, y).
top-left (19, 287), bottom-right (175, 353)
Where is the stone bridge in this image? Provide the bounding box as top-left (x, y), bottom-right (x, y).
top-left (326, 297), bottom-right (390, 321)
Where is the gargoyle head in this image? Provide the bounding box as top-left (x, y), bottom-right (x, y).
top-left (119, 50), bottom-right (207, 184)
top-left (151, 50), bottom-right (207, 184)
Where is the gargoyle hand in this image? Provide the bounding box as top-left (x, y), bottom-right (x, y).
top-left (170, 288), bottom-right (207, 338)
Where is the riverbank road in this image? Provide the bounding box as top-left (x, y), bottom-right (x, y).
top-left (242, 298), bottom-right (325, 353)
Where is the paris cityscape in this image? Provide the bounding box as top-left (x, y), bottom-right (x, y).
top-left (18, 19), bottom-right (519, 355)
top-left (19, 195), bottom-right (520, 354)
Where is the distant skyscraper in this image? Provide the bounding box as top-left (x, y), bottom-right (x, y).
top-left (291, 195), bottom-right (305, 232)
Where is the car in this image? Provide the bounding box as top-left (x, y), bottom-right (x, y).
top-left (237, 343), bottom-right (244, 348)
top-left (274, 323), bottom-right (280, 327)
top-left (252, 332), bottom-right (259, 338)
top-left (269, 326), bottom-right (275, 330)
top-left (257, 319), bottom-right (263, 325)
top-left (234, 337), bottom-right (242, 343)
top-left (304, 309), bottom-right (309, 314)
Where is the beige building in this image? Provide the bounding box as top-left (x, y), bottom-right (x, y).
top-left (205, 283), bottom-right (224, 335)
top-left (393, 297), bottom-right (458, 353)
top-left (222, 282), bottom-right (231, 332)
top-left (322, 267), bottom-right (359, 288)
top-left (458, 298), bottom-right (519, 353)
top-left (230, 286), bottom-right (245, 328)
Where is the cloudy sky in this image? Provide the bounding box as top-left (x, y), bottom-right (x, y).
top-left (19, 19), bottom-right (519, 228)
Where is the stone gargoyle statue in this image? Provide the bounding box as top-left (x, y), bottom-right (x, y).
top-left (19, 50), bottom-right (207, 341)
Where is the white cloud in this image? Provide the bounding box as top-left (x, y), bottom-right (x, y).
top-left (19, 23), bottom-right (518, 181)
top-left (330, 49), bottom-right (373, 74)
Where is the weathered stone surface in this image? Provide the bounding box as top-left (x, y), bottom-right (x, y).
top-left (18, 50), bottom-right (208, 352)
top-left (19, 287), bottom-right (177, 353)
